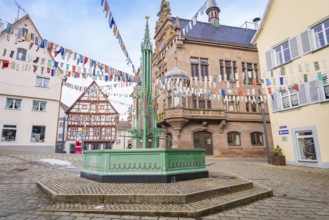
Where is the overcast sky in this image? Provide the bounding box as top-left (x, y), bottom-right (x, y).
top-left (0, 0), bottom-right (268, 118)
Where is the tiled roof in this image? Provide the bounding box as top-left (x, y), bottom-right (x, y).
top-left (117, 121), bottom-right (132, 130)
top-left (175, 18), bottom-right (257, 47)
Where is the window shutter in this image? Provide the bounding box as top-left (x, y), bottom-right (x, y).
top-left (265, 50), bottom-right (273, 70)
top-left (309, 80), bottom-right (320, 102)
top-left (298, 84), bottom-right (308, 105)
top-left (271, 93), bottom-right (279, 111)
top-left (301, 30), bottom-right (312, 54)
top-left (289, 37), bottom-right (300, 59)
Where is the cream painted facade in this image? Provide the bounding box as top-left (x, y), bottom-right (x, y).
top-left (0, 15), bottom-right (63, 152)
top-left (252, 0), bottom-right (329, 167)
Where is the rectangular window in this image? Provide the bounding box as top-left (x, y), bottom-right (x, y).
top-left (59, 122), bottom-right (63, 128)
top-left (199, 99), bottom-right (206, 109)
top-left (94, 128), bottom-right (100, 137)
top-left (228, 101), bottom-right (234, 112)
top-left (192, 97), bottom-right (197, 109)
top-left (281, 87), bottom-right (299, 109)
top-left (71, 128), bottom-right (77, 137)
top-left (274, 41), bottom-right (291, 66)
top-left (242, 62), bottom-right (258, 84)
top-left (35, 77), bottom-right (50, 88)
top-left (168, 96), bottom-right (172, 108)
top-left (16, 48), bottom-right (27, 61)
top-left (182, 96), bottom-right (186, 108)
top-left (6, 98), bottom-right (22, 109)
top-left (220, 60), bottom-right (237, 81)
top-left (251, 103), bottom-right (257, 113)
top-left (251, 132), bottom-right (263, 146)
top-left (31, 126), bottom-right (46, 143)
top-left (323, 76), bottom-right (329, 99)
top-left (191, 57), bottom-right (199, 77)
top-left (227, 132), bottom-right (241, 146)
top-left (207, 100), bottom-right (211, 109)
top-left (1, 125), bottom-right (17, 142)
top-left (32, 100), bottom-right (47, 111)
top-left (313, 20), bottom-right (329, 49)
top-left (200, 58), bottom-right (208, 79)
top-left (297, 131), bottom-right (317, 161)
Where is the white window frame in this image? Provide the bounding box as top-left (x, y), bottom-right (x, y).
top-left (323, 75), bottom-right (329, 100)
top-left (5, 98), bottom-right (22, 110)
top-left (16, 48), bottom-right (27, 61)
top-left (312, 19), bottom-right (329, 49)
top-left (281, 87), bottom-right (299, 109)
top-left (1, 124), bottom-right (17, 142)
top-left (32, 100), bottom-right (47, 112)
top-left (35, 76), bottom-right (50, 88)
top-left (274, 41), bottom-right (291, 66)
top-left (31, 125), bottom-right (46, 143)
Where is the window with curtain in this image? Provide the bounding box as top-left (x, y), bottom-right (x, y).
top-left (32, 101), bottom-right (47, 111)
top-left (251, 132), bottom-right (263, 146)
top-left (35, 77), bottom-right (50, 88)
top-left (227, 132), bottom-right (241, 146)
top-left (16, 48), bottom-right (27, 61)
top-left (6, 98), bottom-right (22, 109)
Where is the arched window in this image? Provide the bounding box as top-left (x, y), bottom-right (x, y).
top-left (251, 132), bottom-right (263, 146)
top-left (227, 132), bottom-right (241, 146)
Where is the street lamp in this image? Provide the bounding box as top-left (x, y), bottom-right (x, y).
top-left (261, 102), bottom-right (271, 164)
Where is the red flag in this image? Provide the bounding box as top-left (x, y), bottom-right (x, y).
top-left (268, 87), bottom-right (272, 94)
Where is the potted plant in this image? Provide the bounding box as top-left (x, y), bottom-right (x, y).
top-left (271, 145), bottom-right (286, 166)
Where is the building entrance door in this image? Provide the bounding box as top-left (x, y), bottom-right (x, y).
top-left (193, 131), bottom-right (213, 155)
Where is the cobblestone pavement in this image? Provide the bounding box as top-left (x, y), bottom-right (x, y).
top-left (0, 150), bottom-right (329, 220)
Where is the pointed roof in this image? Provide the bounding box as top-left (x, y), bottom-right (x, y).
top-left (1, 14), bottom-right (56, 62)
top-left (66, 81), bottom-right (119, 115)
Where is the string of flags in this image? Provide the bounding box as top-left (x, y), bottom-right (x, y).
top-left (181, 0), bottom-right (219, 36)
top-left (263, 60), bottom-right (329, 99)
top-left (152, 76), bottom-right (267, 104)
top-left (100, 0), bottom-right (136, 75)
top-left (63, 81), bottom-right (135, 92)
top-left (0, 18), bottom-right (138, 83)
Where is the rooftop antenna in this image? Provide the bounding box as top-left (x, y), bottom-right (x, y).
top-left (15, 1), bottom-right (26, 21)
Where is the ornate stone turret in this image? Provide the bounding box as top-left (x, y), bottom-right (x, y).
top-left (156, 0), bottom-right (172, 33)
top-left (206, 0), bottom-right (220, 26)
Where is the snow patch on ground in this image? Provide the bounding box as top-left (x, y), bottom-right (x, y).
top-left (94, 205), bottom-right (105, 210)
top-left (37, 159), bottom-right (75, 169)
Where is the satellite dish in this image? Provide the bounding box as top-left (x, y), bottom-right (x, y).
top-left (253, 17), bottom-right (261, 23)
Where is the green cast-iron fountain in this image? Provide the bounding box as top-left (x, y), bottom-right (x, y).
top-left (80, 17), bottom-right (209, 183)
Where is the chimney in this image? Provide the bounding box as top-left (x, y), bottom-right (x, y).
top-left (206, 0), bottom-right (220, 27)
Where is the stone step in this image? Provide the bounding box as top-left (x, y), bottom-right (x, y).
top-left (37, 175), bottom-right (253, 205)
top-left (41, 185), bottom-right (272, 218)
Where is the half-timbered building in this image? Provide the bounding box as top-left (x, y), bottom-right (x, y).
top-left (65, 81), bottom-right (119, 152)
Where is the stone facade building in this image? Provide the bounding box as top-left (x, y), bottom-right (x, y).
top-left (152, 0), bottom-right (274, 156)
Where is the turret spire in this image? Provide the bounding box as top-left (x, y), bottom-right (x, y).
top-left (141, 16), bottom-right (152, 51)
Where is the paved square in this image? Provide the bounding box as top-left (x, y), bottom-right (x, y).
top-left (1, 150), bottom-right (329, 219)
